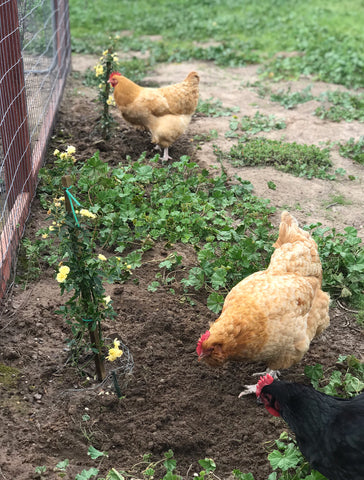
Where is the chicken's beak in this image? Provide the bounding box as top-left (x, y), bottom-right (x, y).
top-left (197, 352), bottom-right (209, 360)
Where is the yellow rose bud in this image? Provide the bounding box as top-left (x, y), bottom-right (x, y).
top-left (104, 295), bottom-right (111, 305)
top-left (66, 145), bottom-right (76, 155)
top-left (59, 265), bottom-right (70, 276)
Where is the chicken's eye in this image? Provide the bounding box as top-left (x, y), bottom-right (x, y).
top-left (260, 392), bottom-right (272, 405)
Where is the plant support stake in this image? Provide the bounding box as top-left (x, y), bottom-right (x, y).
top-left (61, 175), bottom-right (106, 382)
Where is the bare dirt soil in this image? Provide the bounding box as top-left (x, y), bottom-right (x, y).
top-left (0, 59), bottom-right (363, 480)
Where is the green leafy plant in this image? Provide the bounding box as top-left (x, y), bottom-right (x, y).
top-left (307, 224), bottom-right (364, 305)
top-left (270, 86), bottom-right (314, 109)
top-left (314, 90), bottom-right (364, 122)
top-left (193, 129), bottom-right (219, 144)
top-left (226, 111), bottom-right (286, 138)
top-left (260, 28), bottom-right (364, 88)
top-left (339, 136), bottom-right (364, 165)
top-left (37, 147), bottom-right (364, 314)
top-left (196, 97), bottom-right (240, 117)
top-left (305, 355), bottom-right (364, 397)
top-left (233, 431), bottom-right (327, 479)
top-left (40, 151), bottom-right (275, 313)
top-left (16, 237), bottom-right (45, 285)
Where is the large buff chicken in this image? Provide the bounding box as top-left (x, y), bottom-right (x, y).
top-left (108, 71), bottom-right (200, 161)
top-left (196, 211), bottom-right (330, 395)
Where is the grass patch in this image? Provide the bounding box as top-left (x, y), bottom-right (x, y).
top-left (0, 364), bottom-right (20, 388)
top-left (69, 0), bottom-right (364, 88)
top-left (216, 137), bottom-right (337, 180)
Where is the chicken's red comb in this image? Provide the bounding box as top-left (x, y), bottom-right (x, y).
top-left (109, 72), bottom-right (122, 80)
top-left (255, 374), bottom-right (274, 398)
top-left (196, 330), bottom-right (210, 356)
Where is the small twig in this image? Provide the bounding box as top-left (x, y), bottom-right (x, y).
top-left (325, 202), bottom-right (339, 209)
top-left (185, 464), bottom-right (193, 479)
top-left (337, 299), bottom-right (359, 314)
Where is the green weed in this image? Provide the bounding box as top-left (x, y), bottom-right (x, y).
top-left (226, 111), bottom-right (286, 138)
top-left (307, 224), bottom-right (364, 305)
top-left (196, 97), bottom-right (240, 117)
top-left (305, 355), bottom-right (364, 397)
top-left (260, 25), bottom-right (364, 88)
top-left (217, 137), bottom-right (336, 180)
top-left (314, 90), bottom-right (364, 122)
top-left (339, 136), bottom-right (364, 164)
top-left (270, 86), bottom-right (314, 109)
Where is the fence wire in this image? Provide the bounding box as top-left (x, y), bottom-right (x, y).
top-left (0, 0), bottom-right (71, 296)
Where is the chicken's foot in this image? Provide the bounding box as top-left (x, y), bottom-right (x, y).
top-left (238, 369), bottom-right (280, 397)
top-left (252, 369), bottom-right (280, 379)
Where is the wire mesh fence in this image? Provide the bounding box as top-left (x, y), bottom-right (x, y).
top-left (0, 0), bottom-right (71, 297)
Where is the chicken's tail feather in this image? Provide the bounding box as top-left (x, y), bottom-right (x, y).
top-left (270, 211), bottom-right (322, 280)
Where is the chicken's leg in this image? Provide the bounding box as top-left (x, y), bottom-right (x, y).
top-left (161, 147), bottom-right (172, 162)
top-left (154, 144), bottom-right (172, 161)
top-left (238, 369), bottom-right (279, 397)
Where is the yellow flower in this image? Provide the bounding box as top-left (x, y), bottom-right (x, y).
top-left (80, 208), bottom-right (96, 219)
top-left (56, 272), bottom-right (67, 283)
top-left (102, 49), bottom-right (109, 56)
top-left (98, 254), bottom-right (107, 261)
top-left (66, 145), bottom-right (76, 155)
top-left (49, 226), bottom-right (54, 231)
top-left (59, 265), bottom-right (70, 276)
top-left (94, 64), bottom-right (104, 77)
top-left (126, 264), bottom-right (132, 269)
top-left (106, 95), bottom-right (115, 106)
top-left (56, 265), bottom-right (70, 283)
top-left (116, 257), bottom-right (121, 261)
top-left (42, 233), bottom-right (48, 239)
top-left (103, 295), bottom-right (111, 305)
top-left (60, 152), bottom-right (67, 160)
top-left (53, 149), bottom-right (60, 156)
top-left (106, 338), bottom-right (123, 361)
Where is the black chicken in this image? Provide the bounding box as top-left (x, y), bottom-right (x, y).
top-left (256, 374), bottom-right (364, 480)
